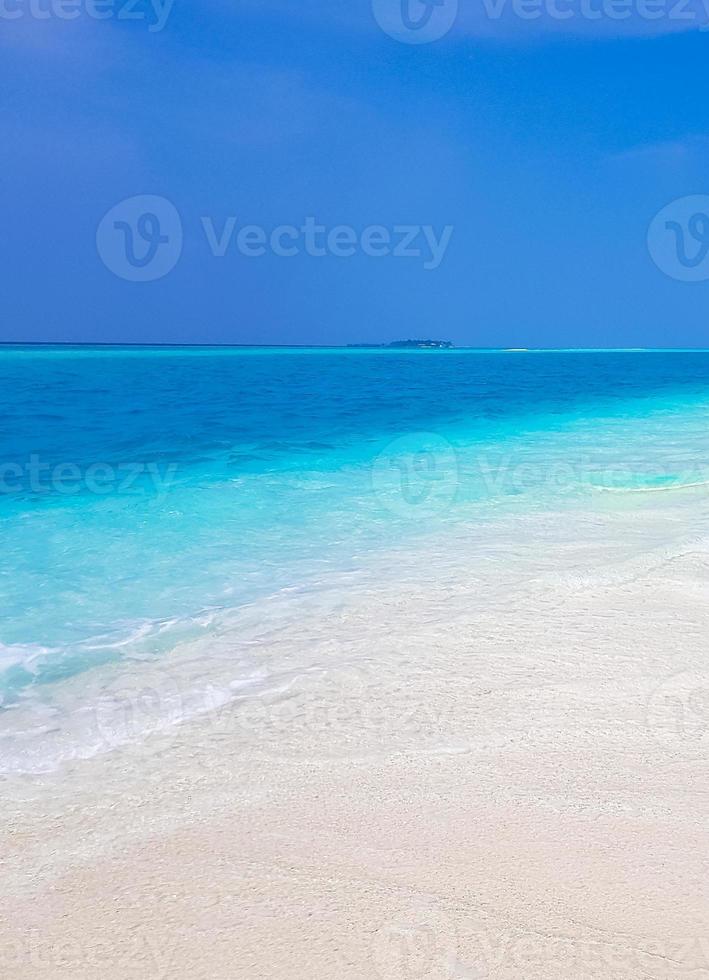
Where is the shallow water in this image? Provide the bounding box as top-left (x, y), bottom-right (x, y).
top-left (2, 347), bottom-right (709, 772)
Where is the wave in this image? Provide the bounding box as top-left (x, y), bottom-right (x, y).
top-left (595, 479), bottom-right (709, 494)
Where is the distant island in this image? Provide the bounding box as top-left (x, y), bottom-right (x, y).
top-left (347, 339), bottom-right (454, 350)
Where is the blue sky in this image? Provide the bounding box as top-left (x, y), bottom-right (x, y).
top-left (3, 0), bottom-right (709, 346)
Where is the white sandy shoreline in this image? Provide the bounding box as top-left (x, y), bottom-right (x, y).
top-left (1, 499), bottom-right (708, 979)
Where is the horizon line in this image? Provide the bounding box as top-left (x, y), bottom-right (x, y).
top-left (2, 342), bottom-right (709, 353)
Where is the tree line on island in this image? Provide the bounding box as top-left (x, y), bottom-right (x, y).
top-left (347, 340), bottom-right (454, 349)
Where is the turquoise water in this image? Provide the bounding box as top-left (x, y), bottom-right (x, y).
top-left (2, 346), bottom-right (709, 741)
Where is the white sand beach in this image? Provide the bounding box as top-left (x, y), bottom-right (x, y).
top-left (2, 500), bottom-right (708, 980)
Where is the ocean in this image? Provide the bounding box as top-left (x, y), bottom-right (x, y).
top-left (2, 346), bottom-right (709, 773)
